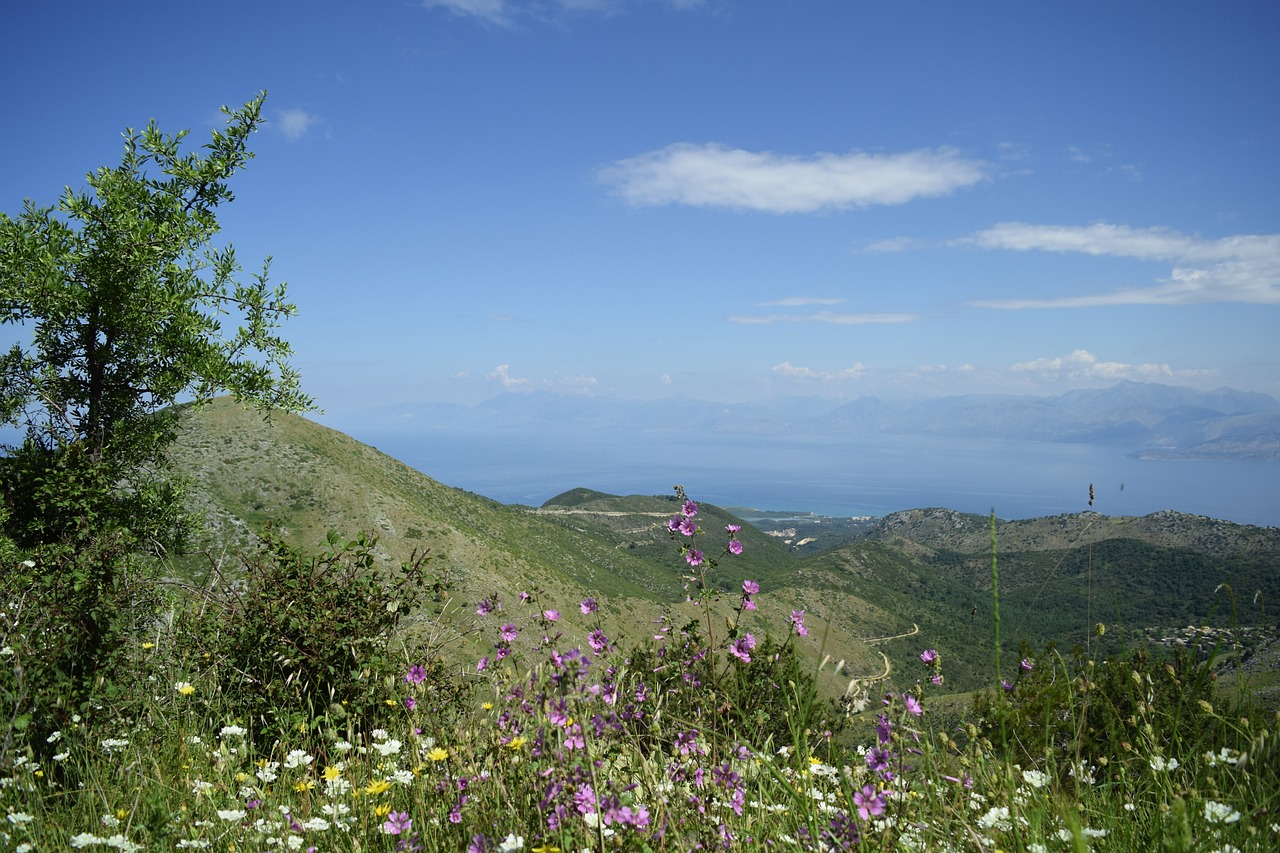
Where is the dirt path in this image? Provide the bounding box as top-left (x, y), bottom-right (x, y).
top-left (863, 622), bottom-right (919, 645)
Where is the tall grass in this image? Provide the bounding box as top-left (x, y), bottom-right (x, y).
top-left (2, 497), bottom-right (1277, 851)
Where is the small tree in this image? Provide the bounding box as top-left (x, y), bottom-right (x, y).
top-left (0, 93), bottom-right (312, 745)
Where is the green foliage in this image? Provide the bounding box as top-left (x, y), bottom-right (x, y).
top-left (0, 91), bottom-right (311, 458)
top-left (0, 91), bottom-right (311, 551)
top-left (0, 94), bottom-right (313, 764)
top-left (973, 643), bottom-right (1246, 787)
top-left (624, 623), bottom-right (839, 754)
top-left (0, 527), bottom-right (163, 765)
top-left (189, 530), bottom-right (438, 744)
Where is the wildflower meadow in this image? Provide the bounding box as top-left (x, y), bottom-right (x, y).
top-left (2, 490), bottom-right (1277, 852)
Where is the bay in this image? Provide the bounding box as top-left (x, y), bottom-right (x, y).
top-left (358, 426), bottom-right (1280, 528)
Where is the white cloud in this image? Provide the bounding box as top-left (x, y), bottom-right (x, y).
top-left (275, 108), bottom-right (320, 142)
top-left (758, 296), bottom-right (846, 307)
top-left (486, 363), bottom-right (529, 389)
top-left (966, 222), bottom-right (1280, 307)
top-left (729, 311), bottom-right (917, 325)
top-left (420, 0), bottom-right (696, 26)
top-left (421, 0), bottom-right (515, 25)
top-left (862, 236), bottom-right (918, 254)
top-left (1011, 349), bottom-right (1210, 382)
top-left (659, 372), bottom-right (673, 385)
top-left (599, 144), bottom-right (987, 213)
top-left (772, 361), bottom-right (866, 381)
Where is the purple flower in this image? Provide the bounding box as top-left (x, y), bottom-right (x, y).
top-left (725, 523), bottom-right (740, 534)
top-left (499, 623), bottom-right (518, 642)
top-left (729, 633), bottom-right (756, 663)
top-left (475, 597), bottom-right (497, 617)
top-left (903, 693), bottom-right (923, 717)
top-left (685, 549), bottom-right (704, 567)
top-left (853, 785), bottom-right (886, 821)
top-left (930, 674), bottom-right (944, 686)
top-left (728, 539), bottom-right (744, 555)
top-left (790, 610), bottom-right (809, 637)
top-left (580, 598), bottom-right (598, 615)
top-left (1001, 678), bottom-right (1014, 692)
top-left (667, 516), bottom-right (681, 534)
top-left (742, 580), bottom-right (759, 595)
top-left (682, 500), bottom-right (698, 517)
top-left (1021, 657), bottom-right (1034, 671)
top-left (404, 696), bottom-right (417, 711)
top-left (742, 598), bottom-right (756, 611)
top-left (404, 664), bottom-right (427, 684)
top-left (543, 609), bottom-right (560, 622)
top-left (875, 714), bottom-right (892, 745)
top-left (865, 747), bottom-right (891, 773)
top-left (587, 629), bottom-right (610, 653)
top-left (476, 656), bottom-right (489, 672)
top-left (919, 649), bottom-right (938, 664)
top-left (678, 517), bottom-right (697, 536)
top-left (382, 811), bottom-right (413, 835)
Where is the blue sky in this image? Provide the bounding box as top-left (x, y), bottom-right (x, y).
top-left (4, 1), bottom-right (1278, 416)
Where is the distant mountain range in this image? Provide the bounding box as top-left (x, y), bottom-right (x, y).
top-left (329, 381), bottom-right (1280, 462)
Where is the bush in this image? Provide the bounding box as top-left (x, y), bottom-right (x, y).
top-left (973, 642), bottom-right (1247, 788)
top-left (189, 529), bottom-right (442, 744)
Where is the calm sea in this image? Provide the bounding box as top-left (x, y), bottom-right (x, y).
top-left (359, 427), bottom-right (1280, 528)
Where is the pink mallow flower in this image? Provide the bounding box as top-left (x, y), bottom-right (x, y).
top-left (685, 549), bottom-right (704, 567)
top-left (742, 580), bottom-right (759, 595)
top-left (853, 785), bottom-right (886, 821)
top-left (790, 610), bottom-right (809, 637)
top-left (382, 811), bottom-right (412, 835)
top-left (729, 633), bottom-right (757, 663)
top-left (728, 539), bottom-right (744, 555)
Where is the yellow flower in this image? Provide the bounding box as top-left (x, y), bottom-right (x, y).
top-left (365, 779), bottom-right (391, 795)
top-left (808, 755), bottom-right (820, 766)
top-left (116, 808), bottom-right (128, 821)
top-left (482, 702), bottom-right (494, 711)
top-left (235, 772), bottom-right (249, 783)
top-left (385, 699), bottom-right (397, 707)
top-left (507, 736), bottom-right (527, 750)
top-left (293, 779), bottom-right (315, 792)
top-left (427, 747), bottom-right (449, 762)
top-left (322, 765), bottom-right (342, 781)
top-left (174, 682), bottom-right (196, 696)
top-left (141, 642), bottom-right (155, 650)
top-left (373, 803), bottom-right (392, 817)
top-left (533, 844), bottom-right (561, 853)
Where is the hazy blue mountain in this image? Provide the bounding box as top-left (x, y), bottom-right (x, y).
top-left (327, 381), bottom-right (1280, 462)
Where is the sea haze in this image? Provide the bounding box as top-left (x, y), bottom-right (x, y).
top-left (329, 382), bottom-right (1280, 527)
top-left (355, 426), bottom-right (1279, 528)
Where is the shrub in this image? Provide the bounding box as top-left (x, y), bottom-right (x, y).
top-left (188, 528), bottom-right (443, 744)
top-left (973, 641), bottom-right (1248, 788)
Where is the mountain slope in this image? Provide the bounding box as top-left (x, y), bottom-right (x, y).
top-left (167, 399), bottom-right (896, 695)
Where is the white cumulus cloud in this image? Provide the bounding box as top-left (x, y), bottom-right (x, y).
top-left (275, 108), bottom-right (320, 142)
top-left (1011, 349), bottom-right (1209, 382)
top-left (421, 0), bottom-right (515, 25)
top-left (966, 222), bottom-right (1280, 307)
top-left (486, 363), bottom-right (529, 389)
top-left (729, 311), bottom-right (917, 325)
top-left (772, 361), bottom-right (866, 381)
top-left (599, 144), bottom-right (987, 213)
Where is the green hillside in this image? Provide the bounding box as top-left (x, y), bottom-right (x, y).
top-left (167, 399), bottom-right (897, 698)
top-left (168, 399), bottom-right (1280, 703)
